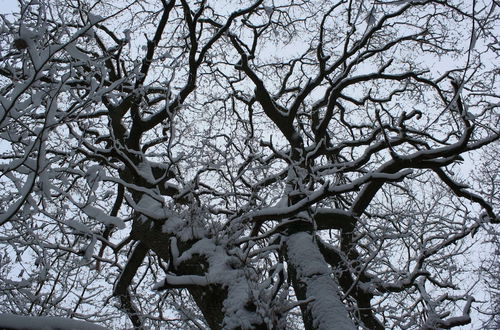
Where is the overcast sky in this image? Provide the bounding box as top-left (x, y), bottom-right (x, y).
top-left (0, 0), bottom-right (18, 15)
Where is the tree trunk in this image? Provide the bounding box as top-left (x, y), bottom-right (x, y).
top-left (285, 232), bottom-right (356, 330)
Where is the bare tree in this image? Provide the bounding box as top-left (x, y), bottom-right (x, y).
top-left (0, 0), bottom-right (498, 329)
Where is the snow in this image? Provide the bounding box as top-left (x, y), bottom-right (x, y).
top-left (263, 6), bottom-right (273, 17)
top-left (286, 232), bottom-right (356, 329)
top-left (222, 280), bottom-right (263, 329)
top-left (166, 238), bottom-right (264, 328)
top-left (176, 238), bottom-right (216, 265)
top-left (162, 215), bottom-right (206, 241)
top-left (153, 274), bottom-right (209, 289)
top-left (87, 14), bottom-right (104, 25)
top-left (65, 219), bottom-right (92, 235)
top-left (135, 194), bottom-right (169, 221)
top-left (287, 235), bottom-right (331, 277)
top-left (83, 205), bottom-right (125, 229)
top-left (84, 165), bottom-right (102, 191)
top-left (169, 237), bottom-right (179, 260)
top-left (0, 314), bottom-right (109, 330)
top-left (136, 161), bottom-right (156, 185)
top-left (83, 236), bottom-right (97, 262)
top-left (66, 43), bottom-right (90, 61)
top-left (0, 172), bottom-right (37, 226)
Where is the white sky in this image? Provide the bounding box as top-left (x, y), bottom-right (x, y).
top-left (0, 0), bottom-right (18, 14)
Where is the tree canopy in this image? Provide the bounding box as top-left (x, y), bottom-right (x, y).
top-left (0, 0), bottom-right (498, 329)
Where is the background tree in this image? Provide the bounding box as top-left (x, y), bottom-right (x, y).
top-left (0, 0), bottom-right (498, 329)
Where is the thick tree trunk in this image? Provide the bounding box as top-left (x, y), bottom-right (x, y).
top-left (130, 216), bottom-right (226, 329)
top-left (285, 232), bottom-right (356, 330)
top-left (131, 214), bottom-right (272, 329)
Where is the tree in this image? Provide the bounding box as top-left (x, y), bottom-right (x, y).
top-left (0, 0), bottom-right (498, 329)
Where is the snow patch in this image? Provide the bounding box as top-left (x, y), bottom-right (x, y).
top-left (135, 194), bottom-right (169, 221)
top-left (0, 314), bottom-right (109, 330)
top-left (83, 205), bottom-right (125, 229)
top-left (286, 233), bottom-right (356, 329)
